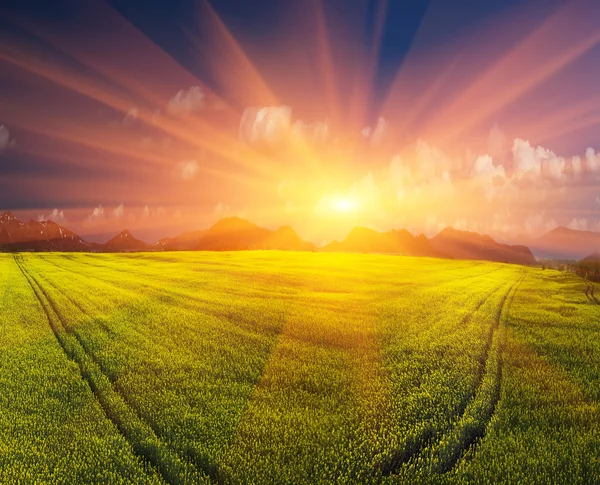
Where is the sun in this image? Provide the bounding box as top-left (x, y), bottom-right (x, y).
top-left (332, 197), bottom-right (357, 213)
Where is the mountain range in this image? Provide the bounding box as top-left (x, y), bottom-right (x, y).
top-left (6, 210), bottom-right (593, 264)
top-left (431, 227), bottom-right (536, 265)
top-left (322, 227), bottom-right (443, 257)
top-left (520, 226), bottom-right (600, 260)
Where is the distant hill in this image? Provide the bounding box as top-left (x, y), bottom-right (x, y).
top-left (155, 230), bottom-right (207, 251)
top-left (322, 226), bottom-right (443, 257)
top-left (430, 227), bottom-right (536, 265)
top-left (0, 211), bottom-right (537, 265)
top-left (527, 226), bottom-right (600, 260)
top-left (103, 229), bottom-right (149, 252)
top-left (153, 218), bottom-right (314, 252)
top-left (582, 250), bottom-right (600, 262)
top-left (194, 217), bottom-right (315, 251)
top-left (0, 211), bottom-right (89, 251)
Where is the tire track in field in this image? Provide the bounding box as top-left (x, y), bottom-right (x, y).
top-left (378, 272), bottom-right (522, 477)
top-left (426, 269), bottom-right (528, 474)
top-left (30, 261), bottom-right (227, 483)
top-left (14, 255), bottom-right (211, 485)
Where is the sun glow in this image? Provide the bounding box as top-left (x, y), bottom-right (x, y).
top-left (332, 197), bottom-right (357, 213)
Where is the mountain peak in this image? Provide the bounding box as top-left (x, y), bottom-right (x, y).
top-left (210, 217), bottom-right (258, 233)
top-left (0, 211), bottom-right (18, 222)
top-left (432, 226), bottom-right (535, 264)
top-left (582, 250), bottom-right (600, 261)
top-left (104, 229), bottom-right (147, 251)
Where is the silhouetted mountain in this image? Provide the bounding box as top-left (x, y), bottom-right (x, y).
top-left (0, 212), bottom-right (536, 264)
top-left (153, 218), bottom-right (315, 252)
top-left (0, 211), bottom-right (89, 251)
top-left (155, 230), bottom-right (207, 251)
top-left (527, 226), bottom-right (600, 260)
top-left (196, 217), bottom-right (315, 251)
top-left (103, 229), bottom-right (149, 252)
top-left (582, 250), bottom-right (600, 262)
top-left (431, 227), bottom-right (536, 264)
top-left (263, 226), bottom-right (315, 251)
top-left (322, 226), bottom-right (442, 257)
top-left (195, 217), bottom-right (269, 250)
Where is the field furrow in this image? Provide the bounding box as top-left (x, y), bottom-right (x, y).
top-left (14, 255), bottom-right (211, 485)
top-left (3, 252), bottom-right (600, 484)
top-left (425, 270), bottom-right (527, 474)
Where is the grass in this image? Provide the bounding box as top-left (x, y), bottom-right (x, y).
top-left (1, 251), bottom-right (599, 484)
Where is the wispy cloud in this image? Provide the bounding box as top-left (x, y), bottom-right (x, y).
top-left (38, 208), bottom-right (66, 223)
top-left (172, 160), bottom-right (200, 181)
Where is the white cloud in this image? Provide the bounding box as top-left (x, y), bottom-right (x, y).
top-left (362, 117), bottom-right (388, 146)
top-left (38, 208), bottom-right (66, 223)
top-left (512, 138), bottom-right (542, 178)
top-left (141, 205), bottom-right (167, 219)
top-left (585, 148), bottom-right (600, 172)
top-left (168, 86), bottom-right (206, 114)
top-left (564, 155), bottom-right (583, 176)
top-left (112, 203), bottom-right (125, 219)
top-left (473, 154), bottom-right (505, 179)
top-left (511, 138), bottom-right (566, 181)
top-left (472, 154), bottom-right (506, 198)
top-left (239, 106), bottom-right (292, 144)
top-left (568, 218), bottom-right (588, 232)
top-left (172, 160), bottom-right (200, 181)
top-left (85, 205), bottom-right (105, 223)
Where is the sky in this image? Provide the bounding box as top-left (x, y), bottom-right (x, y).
top-left (1, 0), bottom-right (600, 244)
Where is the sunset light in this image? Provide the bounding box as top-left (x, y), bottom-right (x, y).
top-left (332, 197), bottom-right (357, 214)
top-left (3, 1), bottom-right (600, 484)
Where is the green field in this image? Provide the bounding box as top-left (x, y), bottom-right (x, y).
top-left (1, 252), bottom-right (599, 484)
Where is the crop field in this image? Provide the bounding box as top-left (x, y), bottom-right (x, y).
top-left (1, 251), bottom-right (600, 484)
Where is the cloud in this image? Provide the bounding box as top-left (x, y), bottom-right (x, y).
top-left (568, 217), bottom-right (588, 231)
top-left (0, 125), bottom-right (15, 153)
top-left (292, 119), bottom-right (329, 143)
top-left (512, 139), bottom-right (543, 179)
top-left (122, 107), bottom-right (138, 126)
top-left (85, 205), bottom-right (105, 223)
top-left (361, 117), bottom-right (389, 146)
top-left (239, 106), bottom-right (292, 144)
top-left (524, 212), bottom-right (558, 236)
top-left (414, 139), bottom-right (452, 182)
top-left (38, 208), bottom-right (66, 223)
top-left (142, 205), bottom-right (167, 219)
top-left (473, 154), bottom-right (505, 179)
top-left (472, 154), bottom-right (506, 198)
top-left (512, 138), bottom-right (567, 181)
top-left (112, 203), bottom-right (125, 218)
top-left (585, 148), bottom-right (600, 172)
top-left (168, 86), bottom-right (206, 114)
top-left (172, 160), bottom-right (200, 181)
